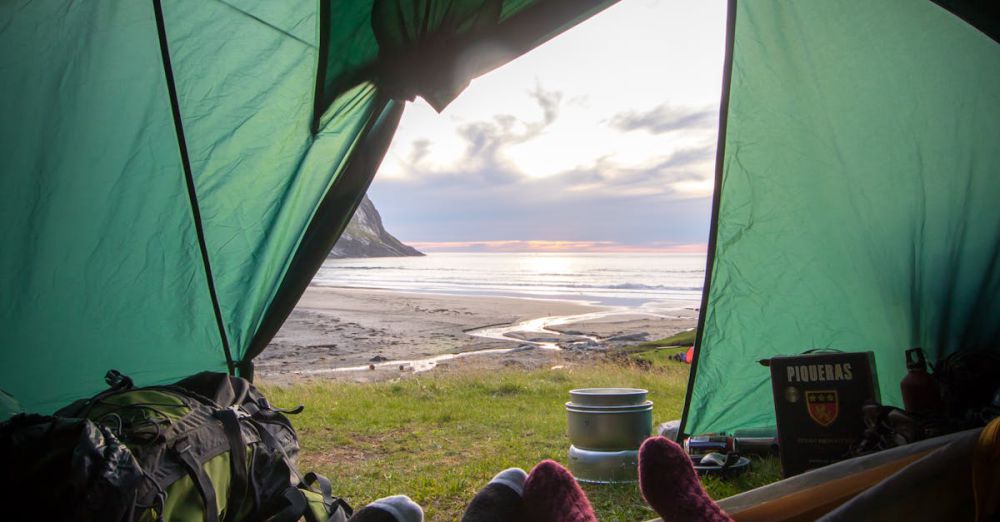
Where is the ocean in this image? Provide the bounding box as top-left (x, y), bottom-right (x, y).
top-left (312, 252), bottom-right (706, 307)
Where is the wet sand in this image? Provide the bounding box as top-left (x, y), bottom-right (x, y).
top-left (257, 286), bottom-right (698, 383)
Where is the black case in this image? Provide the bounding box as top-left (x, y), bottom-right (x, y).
top-left (768, 351), bottom-right (880, 476)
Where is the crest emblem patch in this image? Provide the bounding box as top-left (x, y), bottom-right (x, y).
top-left (805, 390), bottom-right (839, 427)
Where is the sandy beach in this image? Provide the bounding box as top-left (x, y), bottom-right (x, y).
top-left (257, 286), bottom-right (698, 383)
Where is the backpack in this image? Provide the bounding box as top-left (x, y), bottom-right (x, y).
top-left (0, 413), bottom-right (144, 521)
top-left (0, 370), bottom-right (351, 522)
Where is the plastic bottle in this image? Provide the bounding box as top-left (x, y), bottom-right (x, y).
top-left (683, 434), bottom-right (734, 455)
top-left (900, 347), bottom-right (942, 415)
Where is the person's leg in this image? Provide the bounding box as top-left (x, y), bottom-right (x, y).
top-left (348, 495), bottom-right (423, 522)
top-left (638, 437), bottom-right (732, 522)
top-left (461, 468), bottom-right (528, 522)
top-left (522, 460), bottom-right (596, 522)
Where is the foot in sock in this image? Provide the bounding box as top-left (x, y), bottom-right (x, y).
top-left (348, 495), bottom-right (423, 522)
top-left (638, 437), bottom-right (733, 522)
top-left (461, 467), bottom-right (527, 522)
top-left (522, 460), bottom-right (596, 522)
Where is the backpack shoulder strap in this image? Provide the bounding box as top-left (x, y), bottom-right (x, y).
top-left (172, 437), bottom-right (220, 522)
top-left (215, 408), bottom-right (250, 522)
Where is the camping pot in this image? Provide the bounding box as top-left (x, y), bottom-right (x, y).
top-left (569, 388), bottom-right (648, 407)
top-left (568, 445), bottom-right (640, 483)
top-left (566, 388), bottom-right (653, 451)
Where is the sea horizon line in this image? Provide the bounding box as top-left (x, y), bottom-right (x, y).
top-left (402, 240), bottom-right (708, 254)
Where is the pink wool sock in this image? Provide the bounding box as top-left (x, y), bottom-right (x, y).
top-left (639, 437), bottom-right (733, 522)
top-left (522, 460), bottom-right (597, 522)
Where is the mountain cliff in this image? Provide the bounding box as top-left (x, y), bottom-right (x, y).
top-left (329, 195), bottom-right (423, 258)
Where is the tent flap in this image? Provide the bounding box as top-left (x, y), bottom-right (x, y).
top-left (316, 0), bottom-right (618, 117)
top-left (683, 0), bottom-right (1000, 436)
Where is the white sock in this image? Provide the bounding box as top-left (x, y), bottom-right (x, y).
top-left (369, 495), bottom-right (423, 522)
top-left (490, 468), bottom-right (528, 496)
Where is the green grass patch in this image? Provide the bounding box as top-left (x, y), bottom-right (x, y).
top-left (609, 329), bottom-right (697, 370)
top-left (640, 329), bottom-right (697, 348)
top-left (627, 346), bottom-right (689, 368)
top-left (261, 363), bottom-right (778, 521)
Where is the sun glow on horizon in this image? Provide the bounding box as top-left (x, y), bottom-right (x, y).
top-left (406, 240), bottom-right (708, 254)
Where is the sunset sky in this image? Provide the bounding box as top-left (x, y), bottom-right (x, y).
top-left (368, 0), bottom-right (726, 253)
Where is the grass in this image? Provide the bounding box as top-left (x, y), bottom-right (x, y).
top-left (608, 328), bottom-right (698, 368)
top-left (261, 359), bottom-right (780, 521)
top-left (626, 347), bottom-right (689, 367)
top-left (638, 328), bottom-right (697, 349)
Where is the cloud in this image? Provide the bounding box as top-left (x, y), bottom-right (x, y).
top-left (458, 84), bottom-right (563, 151)
top-left (393, 85), bottom-right (568, 184)
top-left (374, 98), bottom-right (719, 248)
top-left (651, 145), bottom-right (716, 172)
top-left (528, 83), bottom-right (563, 125)
top-left (383, 136), bottom-right (717, 226)
top-left (408, 138), bottom-right (431, 164)
top-left (368, 170), bottom-right (714, 248)
top-left (541, 144), bottom-right (715, 200)
top-left (387, 85), bottom-right (719, 196)
top-left (611, 104), bottom-right (716, 134)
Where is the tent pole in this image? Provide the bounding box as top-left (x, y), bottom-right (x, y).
top-left (677, 0), bottom-right (738, 441)
top-left (152, 0), bottom-right (236, 374)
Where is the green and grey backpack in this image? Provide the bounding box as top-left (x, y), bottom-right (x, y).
top-left (1, 371), bottom-right (350, 522)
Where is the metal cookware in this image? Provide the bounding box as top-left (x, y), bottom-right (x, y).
top-left (566, 401), bottom-right (653, 451)
top-left (566, 388), bottom-right (654, 482)
top-left (569, 388), bottom-right (648, 407)
top-left (568, 445), bottom-right (640, 483)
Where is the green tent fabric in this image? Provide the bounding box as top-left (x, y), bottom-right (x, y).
top-left (0, 0), bottom-right (616, 413)
top-left (0, 2), bottom-right (227, 411)
top-left (681, 0), bottom-right (1000, 436)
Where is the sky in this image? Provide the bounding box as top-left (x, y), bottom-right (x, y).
top-left (368, 0), bottom-right (727, 253)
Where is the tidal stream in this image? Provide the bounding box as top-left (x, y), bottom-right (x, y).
top-left (295, 306), bottom-right (681, 375)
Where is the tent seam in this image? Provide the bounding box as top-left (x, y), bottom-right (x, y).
top-left (677, 0), bottom-right (739, 440)
top-left (152, 0), bottom-right (237, 375)
top-left (311, 0), bottom-right (331, 134)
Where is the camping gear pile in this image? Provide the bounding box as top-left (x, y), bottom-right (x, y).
top-left (676, 346), bottom-right (999, 483)
top-left (0, 371), bottom-right (349, 522)
top-left (681, 435), bottom-right (751, 478)
top-left (852, 349), bottom-right (1000, 455)
top-left (716, 418), bottom-right (1000, 521)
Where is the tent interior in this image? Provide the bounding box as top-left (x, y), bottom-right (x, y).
top-left (1, 0), bottom-right (998, 519)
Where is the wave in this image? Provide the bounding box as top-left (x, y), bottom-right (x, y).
top-left (607, 283), bottom-right (702, 291)
top-left (590, 268), bottom-right (704, 274)
top-left (315, 253), bottom-right (707, 305)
